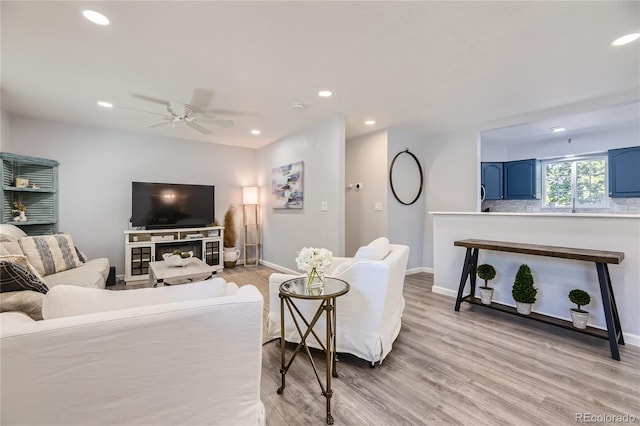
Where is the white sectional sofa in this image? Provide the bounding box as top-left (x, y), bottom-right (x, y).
top-left (0, 223), bottom-right (109, 289)
top-left (1, 279), bottom-right (265, 426)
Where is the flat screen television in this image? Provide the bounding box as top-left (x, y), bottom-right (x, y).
top-left (131, 182), bottom-right (215, 229)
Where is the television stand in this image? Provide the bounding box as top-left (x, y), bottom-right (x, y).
top-left (124, 226), bottom-right (224, 284)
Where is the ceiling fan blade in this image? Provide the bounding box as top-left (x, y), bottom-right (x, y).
top-left (116, 105), bottom-right (168, 117)
top-left (196, 117), bottom-right (234, 128)
top-left (132, 94), bottom-right (170, 105)
top-left (200, 108), bottom-right (258, 117)
top-left (146, 119), bottom-right (172, 128)
top-left (190, 88), bottom-right (214, 110)
top-left (186, 121), bottom-right (213, 135)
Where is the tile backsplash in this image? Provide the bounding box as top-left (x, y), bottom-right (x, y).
top-left (481, 197), bottom-right (640, 214)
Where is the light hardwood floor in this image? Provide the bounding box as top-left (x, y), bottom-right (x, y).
top-left (228, 266), bottom-right (639, 426)
top-left (119, 266), bottom-right (640, 425)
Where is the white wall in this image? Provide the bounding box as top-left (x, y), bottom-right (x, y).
top-left (5, 114), bottom-right (257, 274)
top-left (422, 127), bottom-right (480, 268)
top-left (387, 128), bottom-right (426, 270)
top-left (432, 212), bottom-right (640, 346)
top-left (256, 115), bottom-right (345, 271)
top-left (345, 130), bottom-right (388, 256)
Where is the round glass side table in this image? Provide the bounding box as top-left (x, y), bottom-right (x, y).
top-left (277, 276), bottom-right (350, 425)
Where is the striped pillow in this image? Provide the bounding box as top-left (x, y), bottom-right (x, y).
top-left (0, 260), bottom-right (49, 294)
top-left (19, 234), bottom-right (83, 277)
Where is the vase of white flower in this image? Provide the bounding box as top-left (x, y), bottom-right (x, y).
top-left (295, 247), bottom-right (333, 288)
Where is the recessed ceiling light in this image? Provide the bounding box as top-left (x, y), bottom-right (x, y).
top-left (552, 127), bottom-right (566, 133)
top-left (611, 33), bottom-right (640, 46)
top-left (97, 101), bottom-right (113, 108)
top-left (318, 90), bottom-right (332, 98)
top-left (83, 10), bottom-right (110, 26)
top-left (250, 129), bottom-right (261, 135)
top-left (364, 120), bottom-right (376, 126)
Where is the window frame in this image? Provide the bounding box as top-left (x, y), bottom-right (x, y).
top-left (541, 153), bottom-right (609, 209)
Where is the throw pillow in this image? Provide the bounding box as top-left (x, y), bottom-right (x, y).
top-left (19, 234), bottom-right (82, 276)
top-left (354, 237), bottom-right (390, 261)
top-left (0, 233), bottom-right (23, 256)
top-left (0, 260), bottom-right (49, 294)
top-left (0, 255), bottom-right (46, 283)
top-left (0, 291), bottom-right (45, 320)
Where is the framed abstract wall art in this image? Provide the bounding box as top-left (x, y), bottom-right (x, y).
top-left (272, 161), bottom-right (304, 209)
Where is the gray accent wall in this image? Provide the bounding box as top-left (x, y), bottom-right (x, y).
top-left (345, 130), bottom-right (388, 256)
top-left (256, 115), bottom-right (345, 271)
top-left (5, 114), bottom-right (257, 275)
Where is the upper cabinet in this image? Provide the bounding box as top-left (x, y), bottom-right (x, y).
top-left (1, 152), bottom-right (59, 235)
top-left (609, 146), bottom-right (640, 198)
top-left (481, 162), bottom-right (503, 200)
top-left (503, 159), bottom-right (538, 200)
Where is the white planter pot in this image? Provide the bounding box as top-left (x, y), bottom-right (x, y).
top-left (479, 287), bottom-right (494, 305)
top-left (570, 309), bottom-right (589, 329)
top-left (223, 247), bottom-right (240, 262)
top-left (516, 302), bottom-right (532, 315)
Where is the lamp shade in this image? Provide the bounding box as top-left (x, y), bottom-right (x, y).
top-left (243, 186), bottom-right (259, 205)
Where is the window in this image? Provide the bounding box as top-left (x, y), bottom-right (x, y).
top-left (543, 155), bottom-right (608, 208)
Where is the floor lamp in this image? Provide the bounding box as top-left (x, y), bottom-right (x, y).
top-left (243, 186), bottom-right (259, 266)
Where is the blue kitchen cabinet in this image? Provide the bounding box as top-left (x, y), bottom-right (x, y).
top-left (504, 159), bottom-right (537, 199)
top-left (609, 146), bottom-right (640, 198)
top-left (481, 162), bottom-right (503, 200)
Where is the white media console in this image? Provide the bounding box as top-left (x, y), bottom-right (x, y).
top-left (124, 226), bottom-right (224, 284)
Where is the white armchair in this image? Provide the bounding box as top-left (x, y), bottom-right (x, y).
top-left (267, 238), bottom-right (410, 366)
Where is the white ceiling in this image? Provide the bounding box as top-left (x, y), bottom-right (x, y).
top-left (2, 1), bottom-right (639, 149)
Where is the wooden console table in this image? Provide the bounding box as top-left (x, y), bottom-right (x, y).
top-left (453, 239), bottom-right (625, 360)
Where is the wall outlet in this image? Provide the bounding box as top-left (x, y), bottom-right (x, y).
top-left (374, 202), bottom-right (382, 211)
top-left (321, 201), bottom-right (328, 211)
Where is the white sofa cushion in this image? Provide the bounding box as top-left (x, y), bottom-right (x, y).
top-left (0, 311), bottom-right (35, 327)
top-left (43, 258), bottom-right (109, 289)
top-left (19, 234), bottom-right (82, 276)
top-left (354, 237), bottom-right (390, 261)
top-left (42, 278), bottom-right (238, 319)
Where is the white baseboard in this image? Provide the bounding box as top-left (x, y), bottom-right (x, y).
top-left (259, 259), bottom-right (297, 275)
top-left (432, 285), bottom-right (458, 298)
top-left (406, 266), bottom-right (433, 275)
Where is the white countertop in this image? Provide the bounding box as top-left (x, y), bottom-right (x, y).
top-left (429, 211), bottom-right (640, 219)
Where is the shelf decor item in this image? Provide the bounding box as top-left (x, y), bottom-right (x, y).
top-left (15, 178), bottom-right (29, 188)
top-left (12, 200), bottom-right (27, 222)
top-left (162, 251), bottom-right (193, 267)
top-left (476, 263), bottom-right (497, 304)
top-left (295, 247), bottom-right (333, 288)
top-left (223, 205), bottom-right (239, 268)
top-left (568, 289), bottom-right (591, 329)
top-left (512, 264), bottom-right (537, 315)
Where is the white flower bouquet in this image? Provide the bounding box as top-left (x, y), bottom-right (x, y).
top-left (295, 247), bottom-right (333, 287)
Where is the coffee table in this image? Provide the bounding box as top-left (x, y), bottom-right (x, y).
top-left (148, 257), bottom-right (215, 287)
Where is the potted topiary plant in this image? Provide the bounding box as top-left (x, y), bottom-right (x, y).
top-left (512, 264), bottom-right (537, 315)
top-left (223, 205), bottom-right (240, 268)
top-left (477, 264), bottom-right (497, 304)
top-left (568, 289), bottom-right (591, 329)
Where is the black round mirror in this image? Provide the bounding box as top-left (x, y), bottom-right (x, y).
top-left (389, 149), bottom-right (423, 205)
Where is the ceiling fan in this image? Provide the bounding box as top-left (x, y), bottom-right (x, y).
top-left (121, 92), bottom-right (235, 135)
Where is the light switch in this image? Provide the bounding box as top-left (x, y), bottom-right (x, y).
top-left (321, 201), bottom-right (328, 211)
top-left (374, 202), bottom-right (382, 211)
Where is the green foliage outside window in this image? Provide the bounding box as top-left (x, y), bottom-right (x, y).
top-left (544, 157), bottom-right (606, 208)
